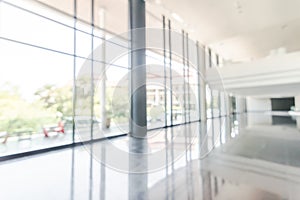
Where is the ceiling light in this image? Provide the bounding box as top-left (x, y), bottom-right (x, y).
top-left (171, 12), bottom-right (184, 23)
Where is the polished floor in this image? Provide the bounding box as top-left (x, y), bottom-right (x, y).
top-left (0, 113), bottom-right (300, 200)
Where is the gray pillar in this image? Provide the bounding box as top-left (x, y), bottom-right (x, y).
top-left (128, 2), bottom-right (148, 199)
top-left (129, 138), bottom-right (148, 200)
top-left (129, 0), bottom-right (147, 137)
top-left (236, 96), bottom-right (243, 114)
top-left (201, 170), bottom-right (212, 200)
top-left (225, 94), bottom-right (231, 116)
top-left (225, 116), bottom-right (231, 142)
top-left (100, 145), bottom-right (106, 200)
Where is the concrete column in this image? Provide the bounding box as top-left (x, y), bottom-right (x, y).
top-left (128, 2), bottom-right (148, 199)
top-left (225, 116), bottom-right (232, 142)
top-left (224, 94), bottom-right (232, 140)
top-left (201, 170), bottom-right (212, 200)
top-left (246, 97), bottom-right (272, 126)
top-left (220, 92), bottom-right (226, 116)
top-left (225, 94), bottom-right (231, 116)
top-left (235, 96), bottom-right (246, 133)
top-left (128, 138), bottom-right (148, 200)
top-left (129, 0), bottom-right (147, 137)
top-left (236, 96), bottom-right (246, 114)
top-left (246, 97), bottom-right (271, 112)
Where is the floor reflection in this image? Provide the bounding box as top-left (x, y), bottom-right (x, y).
top-left (0, 113), bottom-right (299, 199)
top-left (128, 137), bottom-right (148, 200)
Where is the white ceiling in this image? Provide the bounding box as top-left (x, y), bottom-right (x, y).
top-left (227, 83), bottom-right (300, 97)
top-left (147, 0), bottom-right (300, 62)
top-left (206, 51), bottom-right (300, 97)
top-left (37, 0), bottom-right (300, 63)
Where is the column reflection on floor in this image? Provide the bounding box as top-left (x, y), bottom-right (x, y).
top-left (2, 113), bottom-right (300, 199)
top-left (100, 143), bottom-right (106, 200)
top-left (128, 137), bottom-right (148, 200)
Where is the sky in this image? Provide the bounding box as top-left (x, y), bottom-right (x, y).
top-left (0, 0), bottom-right (206, 103)
top-left (0, 0), bottom-right (129, 101)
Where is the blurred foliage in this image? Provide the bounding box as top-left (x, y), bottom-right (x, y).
top-left (0, 83), bottom-right (72, 133)
top-left (106, 86), bottom-right (129, 123)
top-left (149, 105), bottom-right (164, 121)
top-left (34, 84), bottom-right (72, 118)
top-left (0, 81), bottom-right (131, 133)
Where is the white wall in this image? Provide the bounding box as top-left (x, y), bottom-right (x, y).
top-left (246, 97), bottom-right (272, 126)
top-left (246, 97), bottom-right (271, 112)
top-left (236, 96), bottom-right (246, 113)
top-left (206, 51), bottom-right (300, 97)
top-left (295, 96), bottom-right (300, 110)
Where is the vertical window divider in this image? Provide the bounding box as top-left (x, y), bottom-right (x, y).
top-left (209, 50), bottom-right (214, 147)
top-left (72, 0), bottom-right (77, 143)
top-left (218, 92), bottom-right (221, 118)
top-left (182, 30), bottom-right (186, 124)
top-left (90, 0), bottom-right (95, 140)
top-left (186, 33), bottom-right (191, 123)
top-left (163, 15), bottom-right (167, 127)
top-left (196, 41), bottom-right (201, 122)
top-left (168, 19), bottom-right (173, 126)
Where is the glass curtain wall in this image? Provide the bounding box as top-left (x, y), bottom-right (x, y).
top-left (0, 0), bottom-right (129, 156)
top-left (0, 0), bottom-right (234, 157)
top-left (145, 13), bottom-right (204, 129)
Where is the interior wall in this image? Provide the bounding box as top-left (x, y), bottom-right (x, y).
top-left (236, 96), bottom-right (246, 113)
top-left (246, 97), bottom-right (272, 126)
top-left (293, 96), bottom-right (300, 110)
top-left (246, 97), bottom-right (271, 112)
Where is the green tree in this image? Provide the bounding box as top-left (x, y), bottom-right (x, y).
top-left (0, 83), bottom-right (56, 133)
top-left (34, 84), bottom-right (73, 119)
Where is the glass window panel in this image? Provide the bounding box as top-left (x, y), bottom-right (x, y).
top-left (75, 23), bottom-right (92, 58)
top-left (146, 52), bottom-right (166, 129)
top-left (171, 57), bottom-right (185, 125)
top-left (220, 91), bottom-right (226, 116)
top-left (104, 66), bottom-right (129, 136)
top-left (0, 39), bottom-right (73, 156)
top-left (212, 90), bottom-right (220, 117)
top-left (188, 66), bottom-right (199, 121)
top-left (75, 58), bottom-right (92, 142)
top-left (0, 2), bottom-right (74, 54)
top-left (206, 85), bottom-right (212, 118)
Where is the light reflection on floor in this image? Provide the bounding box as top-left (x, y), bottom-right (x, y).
top-left (0, 113), bottom-right (299, 200)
